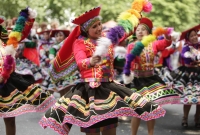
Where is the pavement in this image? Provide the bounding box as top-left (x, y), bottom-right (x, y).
top-left (0, 93), bottom-right (200, 135)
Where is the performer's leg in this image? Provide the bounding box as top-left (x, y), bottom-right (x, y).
top-left (131, 117), bottom-right (141, 135)
top-left (195, 105), bottom-right (200, 127)
top-left (102, 128), bottom-right (116, 135)
top-left (182, 105), bottom-right (191, 127)
top-left (147, 119), bottom-right (156, 135)
top-left (4, 117), bottom-right (16, 135)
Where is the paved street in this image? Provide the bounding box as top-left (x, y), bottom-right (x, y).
top-left (0, 93), bottom-right (200, 135)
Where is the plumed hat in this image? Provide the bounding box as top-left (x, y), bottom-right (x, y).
top-left (72, 7), bottom-right (101, 25)
top-left (179, 24), bottom-right (200, 41)
top-left (139, 17), bottom-right (153, 33)
top-left (50, 30), bottom-right (70, 37)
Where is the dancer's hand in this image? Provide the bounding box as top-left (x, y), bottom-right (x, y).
top-left (90, 55), bottom-right (101, 66)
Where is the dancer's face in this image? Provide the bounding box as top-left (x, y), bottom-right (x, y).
top-left (55, 32), bottom-right (65, 43)
top-left (43, 32), bottom-right (50, 40)
top-left (88, 20), bottom-right (102, 40)
top-left (188, 30), bottom-right (198, 44)
top-left (136, 24), bottom-right (149, 41)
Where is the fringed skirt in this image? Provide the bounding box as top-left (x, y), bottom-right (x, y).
top-left (41, 69), bottom-right (81, 92)
top-left (0, 72), bottom-right (56, 118)
top-left (39, 82), bottom-right (166, 135)
top-left (158, 66), bottom-right (200, 104)
top-left (128, 70), bottom-right (180, 105)
top-left (15, 58), bottom-right (43, 82)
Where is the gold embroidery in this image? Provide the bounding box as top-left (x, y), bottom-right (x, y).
top-left (139, 43), bottom-right (155, 70)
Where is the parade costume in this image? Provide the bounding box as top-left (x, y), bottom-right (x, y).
top-left (0, 8), bottom-right (56, 118)
top-left (15, 39), bottom-right (43, 83)
top-left (47, 29), bottom-right (81, 92)
top-left (37, 30), bottom-right (55, 90)
top-left (39, 1), bottom-right (166, 135)
top-left (123, 18), bottom-right (180, 105)
top-left (113, 46), bottom-right (127, 83)
top-left (163, 24), bottom-right (200, 104)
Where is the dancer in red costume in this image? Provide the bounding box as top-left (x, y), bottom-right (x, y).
top-left (39, 1), bottom-right (166, 135)
top-left (0, 8), bottom-right (56, 135)
top-left (123, 17), bottom-right (180, 135)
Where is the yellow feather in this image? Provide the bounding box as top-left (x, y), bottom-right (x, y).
top-left (9, 32), bottom-right (22, 41)
top-left (141, 35), bottom-right (156, 47)
top-left (127, 9), bottom-right (141, 18)
top-left (118, 11), bottom-right (132, 21)
top-left (127, 15), bottom-right (139, 28)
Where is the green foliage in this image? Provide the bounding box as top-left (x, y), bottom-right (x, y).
top-left (0, 0), bottom-right (199, 31)
top-left (144, 0), bottom-right (200, 31)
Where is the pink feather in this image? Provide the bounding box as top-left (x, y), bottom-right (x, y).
top-left (166, 27), bottom-right (174, 36)
top-left (143, 2), bottom-right (152, 13)
top-left (2, 55), bottom-right (15, 80)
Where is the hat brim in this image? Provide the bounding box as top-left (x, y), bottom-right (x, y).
top-left (139, 17), bottom-right (153, 31)
top-left (0, 16), bottom-right (5, 24)
top-left (72, 6), bottom-right (101, 25)
top-left (37, 30), bottom-right (51, 35)
top-left (179, 24), bottom-right (200, 41)
top-left (50, 30), bottom-right (70, 37)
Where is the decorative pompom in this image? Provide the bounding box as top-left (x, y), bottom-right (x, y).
top-left (152, 27), bottom-right (167, 37)
top-left (114, 46), bottom-right (127, 55)
top-left (1, 71), bottom-right (10, 80)
top-left (157, 36), bottom-right (164, 40)
top-left (118, 20), bottom-right (133, 33)
top-left (8, 32), bottom-right (22, 41)
top-left (131, 41), bottom-right (144, 56)
top-left (3, 55), bottom-right (14, 71)
top-left (127, 9), bottom-right (141, 18)
top-left (20, 8), bottom-right (29, 19)
top-left (28, 8), bottom-right (37, 19)
top-left (118, 12), bottom-right (139, 28)
top-left (127, 15), bottom-right (139, 28)
top-left (1, 55), bottom-right (14, 80)
top-left (118, 11), bottom-right (132, 20)
top-left (16, 16), bottom-right (26, 26)
top-left (7, 37), bottom-right (18, 48)
top-left (123, 53), bottom-right (136, 76)
top-left (4, 45), bottom-right (16, 57)
top-left (107, 25), bottom-right (125, 44)
top-left (141, 35), bottom-right (156, 47)
top-left (171, 31), bottom-right (181, 42)
top-left (123, 72), bottom-right (134, 84)
top-left (131, 0), bottom-right (145, 12)
top-left (166, 27), bottom-right (174, 36)
top-left (143, 1), bottom-right (152, 13)
top-left (94, 37), bottom-right (112, 56)
top-left (123, 67), bottom-right (131, 76)
top-left (13, 24), bottom-right (24, 32)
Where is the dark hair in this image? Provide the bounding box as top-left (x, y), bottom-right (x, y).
top-left (186, 29), bottom-right (197, 40)
top-left (80, 28), bottom-right (88, 37)
top-left (55, 31), bottom-right (67, 38)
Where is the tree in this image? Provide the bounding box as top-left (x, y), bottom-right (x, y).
top-left (0, 0), bottom-right (199, 31)
top-left (144, 0), bottom-right (200, 31)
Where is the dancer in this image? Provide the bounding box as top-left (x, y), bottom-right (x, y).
top-left (123, 17), bottom-right (180, 135)
top-left (48, 29), bottom-right (80, 96)
top-left (169, 24), bottom-right (200, 127)
top-left (39, 1), bottom-right (166, 135)
top-left (0, 8), bottom-right (56, 135)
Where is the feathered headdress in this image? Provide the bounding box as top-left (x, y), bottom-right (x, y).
top-left (49, 0), bottom-right (153, 83)
top-left (0, 7), bottom-right (37, 85)
top-left (94, 0), bottom-right (153, 56)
